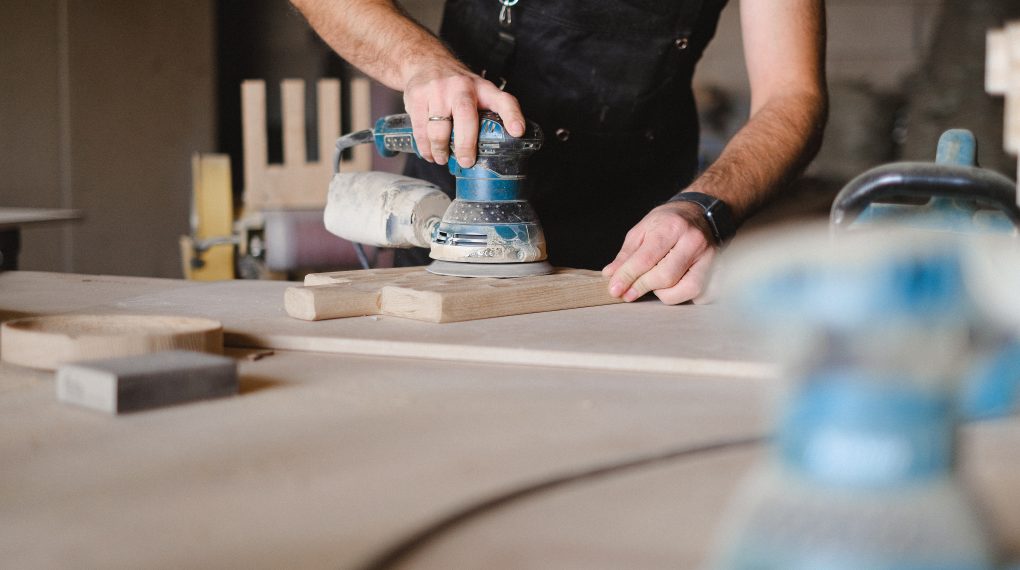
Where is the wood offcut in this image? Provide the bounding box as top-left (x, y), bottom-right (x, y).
top-left (285, 267), bottom-right (624, 323)
top-left (0, 314), bottom-right (223, 370)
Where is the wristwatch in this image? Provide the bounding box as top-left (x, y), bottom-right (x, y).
top-left (667, 191), bottom-right (737, 245)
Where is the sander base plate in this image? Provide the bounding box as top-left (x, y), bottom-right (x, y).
top-left (426, 260), bottom-right (554, 278)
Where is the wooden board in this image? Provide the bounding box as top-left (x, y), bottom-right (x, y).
top-left (241, 78), bottom-right (372, 210)
top-left (101, 279), bottom-right (775, 379)
top-left (286, 267), bottom-right (625, 323)
top-left (0, 271), bottom-right (775, 378)
top-left (986, 22), bottom-right (1020, 193)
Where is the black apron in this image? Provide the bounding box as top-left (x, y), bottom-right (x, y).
top-left (402, 0), bottom-right (729, 270)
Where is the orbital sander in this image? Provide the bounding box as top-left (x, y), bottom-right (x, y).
top-left (323, 111), bottom-right (551, 278)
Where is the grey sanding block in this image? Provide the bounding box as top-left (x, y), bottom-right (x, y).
top-left (56, 350), bottom-right (238, 413)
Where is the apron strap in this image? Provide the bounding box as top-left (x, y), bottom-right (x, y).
top-left (482, 1), bottom-right (519, 89)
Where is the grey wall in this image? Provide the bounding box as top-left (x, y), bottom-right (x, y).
top-left (696, 0), bottom-right (945, 94)
top-left (0, 0), bottom-right (216, 276)
top-left (0, 0), bottom-right (975, 276)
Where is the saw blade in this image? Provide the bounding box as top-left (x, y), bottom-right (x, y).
top-left (425, 260), bottom-right (554, 278)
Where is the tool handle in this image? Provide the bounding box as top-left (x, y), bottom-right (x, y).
top-left (829, 163), bottom-right (1020, 228)
top-left (831, 129), bottom-right (1020, 229)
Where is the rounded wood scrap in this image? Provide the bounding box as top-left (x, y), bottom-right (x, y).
top-left (0, 314), bottom-right (223, 370)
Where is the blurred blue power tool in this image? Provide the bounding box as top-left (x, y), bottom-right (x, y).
top-left (713, 229), bottom-right (1001, 569)
top-left (831, 129), bottom-right (1020, 233)
top-left (323, 111), bottom-right (551, 278)
top-left (830, 128), bottom-right (1020, 420)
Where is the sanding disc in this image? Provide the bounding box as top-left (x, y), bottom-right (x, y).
top-left (0, 314), bottom-right (223, 370)
top-left (426, 260), bottom-right (554, 278)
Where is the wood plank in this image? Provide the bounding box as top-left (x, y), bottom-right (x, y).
top-left (317, 78), bottom-right (341, 172)
top-left (341, 77), bottom-right (373, 173)
top-left (0, 272), bottom-right (774, 378)
top-left (286, 267), bottom-right (624, 323)
top-left (241, 78), bottom-right (372, 210)
top-left (1007, 23), bottom-right (1020, 155)
top-left (987, 23), bottom-right (1020, 204)
top-left (281, 79), bottom-right (306, 167)
top-left (240, 80), bottom-right (267, 208)
top-left (92, 279), bottom-right (775, 379)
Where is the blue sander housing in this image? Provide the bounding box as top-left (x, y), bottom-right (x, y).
top-left (325, 111), bottom-right (552, 278)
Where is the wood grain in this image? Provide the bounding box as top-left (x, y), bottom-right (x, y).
top-left (0, 314), bottom-right (223, 370)
top-left (241, 78), bottom-right (372, 210)
top-left (287, 267), bottom-right (624, 323)
top-left (0, 272), bottom-right (776, 378)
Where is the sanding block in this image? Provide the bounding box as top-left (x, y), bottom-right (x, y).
top-left (56, 350), bottom-right (238, 414)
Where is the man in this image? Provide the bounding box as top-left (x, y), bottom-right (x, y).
top-left (292, 0), bottom-right (826, 304)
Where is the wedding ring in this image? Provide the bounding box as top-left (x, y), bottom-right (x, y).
top-left (428, 115), bottom-right (453, 122)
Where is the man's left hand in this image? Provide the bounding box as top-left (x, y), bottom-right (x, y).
top-left (602, 202), bottom-right (717, 305)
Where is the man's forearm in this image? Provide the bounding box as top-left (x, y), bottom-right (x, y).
top-left (686, 89), bottom-right (827, 223)
top-left (291, 0), bottom-right (525, 166)
top-left (290, 0), bottom-right (465, 90)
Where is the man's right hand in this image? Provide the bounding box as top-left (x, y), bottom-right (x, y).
top-left (291, 0), bottom-right (526, 167)
top-left (402, 63), bottom-right (526, 168)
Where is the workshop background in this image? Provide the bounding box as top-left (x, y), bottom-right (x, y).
top-left (2, 0), bottom-right (1018, 277)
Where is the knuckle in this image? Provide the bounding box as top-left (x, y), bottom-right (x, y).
top-left (658, 218), bottom-right (684, 235)
top-left (631, 276), bottom-right (656, 294)
top-left (425, 78), bottom-right (445, 95)
top-left (453, 99), bottom-right (477, 114)
top-left (614, 268), bottom-right (637, 285)
top-left (449, 75), bottom-right (473, 90)
top-left (500, 92), bottom-right (520, 107)
top-left (654, 289), bottom-right (684, 305)
top-left (636, 251), bottom-right (663, 268)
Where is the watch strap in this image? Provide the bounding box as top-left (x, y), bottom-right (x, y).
top-left (667, 191), bottom-right (737, 245)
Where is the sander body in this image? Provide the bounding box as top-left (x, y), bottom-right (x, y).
top-left (324, 112), bottom-right (551, 278)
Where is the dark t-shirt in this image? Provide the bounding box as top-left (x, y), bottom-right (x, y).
top-left (403, 0), bottom-right (729, 269)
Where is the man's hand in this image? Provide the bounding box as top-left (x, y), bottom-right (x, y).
top-left (602, 202), bottom-right (717, 305)
top-left (604, 0), bottom-right (827, 306)
top-left (402, 64), bottom-right (525, 168)
top-left (290, 0), bottom-right (525, 169)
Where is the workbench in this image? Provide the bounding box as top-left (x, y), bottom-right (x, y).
top-left (0, 208), bottom-right (81, 270)
top-left (2, 271), bottom-right (1018, 568)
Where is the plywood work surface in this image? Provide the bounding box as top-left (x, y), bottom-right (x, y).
top-left (288, 267), bottom-right (624, 323)
top-left (0, 347), bottom-right (775, 569)
top-left (95, 278), bottom-right (774, 379)
top-left (0, 271), bottom-right (201, 322)
top-left (391, 419), bottom-right (1020, 569)
top-left (2, 271), bottom-right (1019, 568)
top-left (1, 271), bottom-right (772, 378)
